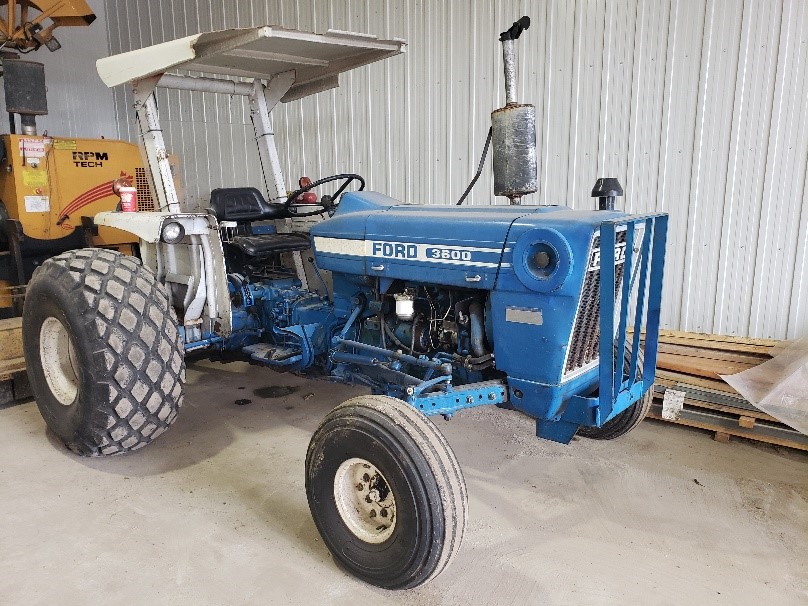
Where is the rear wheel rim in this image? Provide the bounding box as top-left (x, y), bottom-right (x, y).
top-left (39, 316), bottom-right (79, 406)
top-left (333, 457), bottom-right (397, 544)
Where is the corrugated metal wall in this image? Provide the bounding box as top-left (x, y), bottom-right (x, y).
top-left (0, 0), bottom-right (117, 139)
top-left (103, 0), bottom-right (808, 340)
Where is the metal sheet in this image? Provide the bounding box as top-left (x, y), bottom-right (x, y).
top-left (96, 25), bottom-right (405, 98)
top-left (102, 0), bottom-right (808, 340)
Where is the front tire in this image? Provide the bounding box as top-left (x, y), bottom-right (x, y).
top-left (22, 248), bottom-right (185, 456)
top-left (576, 390), bottom-right (652, 440)
top-left (577, 349), bottom-right (652, 440)
top-left (305, 395), bottom-right (467, 589)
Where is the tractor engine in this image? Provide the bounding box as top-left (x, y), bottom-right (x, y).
top-left (368, 284), bottom-right (485, 361)
top-left (223, 273), bottom-right (493, 383)
top-left (349, 283), bottom-right (496, 393)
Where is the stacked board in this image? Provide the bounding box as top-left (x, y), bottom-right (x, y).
top-left (650, 330), bottom-right (808, 451)
top-left (0, 317), bottom-right (30, 406)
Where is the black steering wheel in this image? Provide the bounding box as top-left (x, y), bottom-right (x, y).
top-left (284, 173), bottom-right (365, 217)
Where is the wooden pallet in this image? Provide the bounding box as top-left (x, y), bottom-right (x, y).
top-left (649, 330), bottom-right (807, 451)
top-left (649, 399), bottom-right (808, 452)
top-left (651, 383), bottom-right (808, 451)
top-left (0, 317), bottom-right (30, 405)
top-left (653, 382), bottom-right (778, 423)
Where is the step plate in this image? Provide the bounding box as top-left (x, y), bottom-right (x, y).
top-left (243, 343), bottom-right (301, 366)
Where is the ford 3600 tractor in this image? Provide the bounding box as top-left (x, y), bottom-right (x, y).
top-left (22, 18), bottom-right (667, 589)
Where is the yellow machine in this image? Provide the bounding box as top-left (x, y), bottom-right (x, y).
top-left (0, 1), bottom-right (95, 53)
top-left (0, 0), bottom-right (145, 315)
top-left (0, 134), bottom-right (150, 295)
top-left (0, 134), bottom-right (150, 239)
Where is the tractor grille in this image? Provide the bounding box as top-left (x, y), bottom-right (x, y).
top-left (135, 168), bottom-right (156, 211)
top-left (563, 230), bottom-right (627, 377)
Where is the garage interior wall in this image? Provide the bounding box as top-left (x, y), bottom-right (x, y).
top-left (32, 0), bottom-right (802, 341)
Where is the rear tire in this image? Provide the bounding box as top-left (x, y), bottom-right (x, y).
top-left (22, 248), bottom-right (185, 456)
top-left (305, 395), bottom-right (467, 589)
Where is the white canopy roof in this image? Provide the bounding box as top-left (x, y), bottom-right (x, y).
top-left (96, 25), bottom-right (405, 101)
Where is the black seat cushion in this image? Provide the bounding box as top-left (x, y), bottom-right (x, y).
top-left (210, 187), bottom-right (290, 222)
top-left (231, 233), bottom-right (310, 257)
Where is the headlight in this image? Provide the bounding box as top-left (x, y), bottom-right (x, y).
top-left (161, 221), bottom-right (185, 244)
top-left (512, 227), bottom-right (573, 292)
top-left (526, 243), bottom-right (558, 279)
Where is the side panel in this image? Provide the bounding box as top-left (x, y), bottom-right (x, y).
top-left (0, 135), bottom-right (143, 244)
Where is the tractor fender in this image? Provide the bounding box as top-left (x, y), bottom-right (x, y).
top-left (94, 211), bottom-right (231, 335)
top-left (94, 211), bottom-right (214, 243)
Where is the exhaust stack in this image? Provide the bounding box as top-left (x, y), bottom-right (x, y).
top-left (492, 16), bottom-right (537, 205)
top-left (2, 59), bottom-right (48, 135)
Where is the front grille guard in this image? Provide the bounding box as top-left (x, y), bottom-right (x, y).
top-left (593, 213), bottom-right (668, 425)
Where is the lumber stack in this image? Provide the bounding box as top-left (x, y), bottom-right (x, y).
top-left (0, 317), bottom-right (30, 406)
top-left (649, 329), bottom-right (808, 451)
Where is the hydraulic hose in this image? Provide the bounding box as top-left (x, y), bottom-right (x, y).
top-left (456, 127), bottom-right (493, 206)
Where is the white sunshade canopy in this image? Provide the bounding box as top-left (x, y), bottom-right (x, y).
top-left (96, 25), bottom-right (406, 101)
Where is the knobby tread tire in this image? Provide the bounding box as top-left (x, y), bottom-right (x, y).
top-left (306, 395), bottom-right (467, 589)
top-left (22, 248), bottom-right (185, 456)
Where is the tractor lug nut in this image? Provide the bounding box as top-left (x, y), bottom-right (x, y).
top-left (356, 483), bottom-right (364, 491)
top-left (369, 509), bottom-right (377, 518)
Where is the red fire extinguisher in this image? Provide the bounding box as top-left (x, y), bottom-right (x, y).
top-left (112, 176), bottom-right (138, 212)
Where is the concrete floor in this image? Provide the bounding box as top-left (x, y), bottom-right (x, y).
top-left (1, 359), bottom-right (806, 606)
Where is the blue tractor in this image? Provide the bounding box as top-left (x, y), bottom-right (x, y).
top-left (21, 19), bottom-right (667, 589)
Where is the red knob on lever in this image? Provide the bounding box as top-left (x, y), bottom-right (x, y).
top-left (297, 176), bottom-right (317, 203)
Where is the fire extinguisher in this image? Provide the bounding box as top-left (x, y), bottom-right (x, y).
top-left (112, 176), bottom-right (137, 212)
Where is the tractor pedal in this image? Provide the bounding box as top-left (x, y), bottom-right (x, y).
top-left (243, 343), bottom-right (302, 366)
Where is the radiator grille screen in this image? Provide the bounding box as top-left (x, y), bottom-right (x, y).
top-left (135, 168), bottom-right (156, 211)
top-left (564, 230), bottom-right (627, 375)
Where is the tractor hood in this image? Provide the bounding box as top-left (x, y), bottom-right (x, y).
top-left (311, 191), bottom-right (620, 290)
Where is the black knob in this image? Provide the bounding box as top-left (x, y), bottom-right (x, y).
top-left (591, 177), bottom-right (623, 211)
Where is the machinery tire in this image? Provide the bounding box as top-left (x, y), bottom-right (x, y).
top-left (576, 390), bottom-right (652, 440)
top-left (305, 395), bottom-right (467, 589)
top-left (577, 349), bottom-right (651, 440)
top-left (22, 248), bottom-right (185, 456)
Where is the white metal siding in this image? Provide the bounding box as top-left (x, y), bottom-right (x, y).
top-left (103, 0), bottom-right (807, 340)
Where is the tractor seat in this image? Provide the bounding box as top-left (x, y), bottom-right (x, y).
top-left (230, 233), bottom-right (310, 257)
top-left (210, 187), bottom-right (291, 222)
top-left (211, 188), bottom-right (309, 258)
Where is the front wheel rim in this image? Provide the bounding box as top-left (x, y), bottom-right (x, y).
top-left (39, 316), bottom-right (79, 406)
top-left (333, 457), bottom-right (397, 544)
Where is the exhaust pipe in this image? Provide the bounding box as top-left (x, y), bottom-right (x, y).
top-left (492, 16), bottom-right (537, 205)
